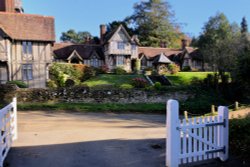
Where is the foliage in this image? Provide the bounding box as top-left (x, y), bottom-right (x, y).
top-left (120, 83), bottom-right (134, 89)
top-left (46, 80), bottom-right (57, 88)
top-left (126, 0), bottom-right (183, 48)
top-left (230, 115), bottom-right (250, 161)
top-left (154, 82), bottom-right (162, 90)
top-left (182, 66), bottom-right (191, 72)
top-left (114, 67), bottom-right (127, 75)
top-left (6, 81), bottom-right (28, 88)
top-left (99, 65), bottom-right (109, 74)
top-left (135, 59), bottom-right (141, 74)
top-left (196, 13), bottom-right (241, 76)
top-left (65, 79), bottom-right (75, 87)
top-left (60, 29), bottom-right (93, 44)
top-left (132, 78), bottom-right (148, 88)
top-left (168, 63), bottom-right (180, 74)
top-left (180, 89), bottom-right (228, 114)
top-left (107, 21), bottom-right (135, 37)
top-left (50, 63), bottom-right (89, 87)
top-left (241, 17), bottom-right (248, 34)
top-left (82, 66), bottom-right (97, 81)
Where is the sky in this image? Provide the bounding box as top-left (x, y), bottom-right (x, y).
top-left (23, 0), bottom-right (250, 42)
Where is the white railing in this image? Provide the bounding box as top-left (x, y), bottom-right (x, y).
top-left (0, 98), bottom-right (17, 167)
top-left (166, 100), bottom-right (229, 167)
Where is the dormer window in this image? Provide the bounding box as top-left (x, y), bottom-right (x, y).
top-left (117, 42), bottom-right (125, 50)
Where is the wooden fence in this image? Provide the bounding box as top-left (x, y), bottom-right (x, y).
top-left (166, 100), bottom-right (229, 167)
top-left (0, 98), bottom-right (17, 167)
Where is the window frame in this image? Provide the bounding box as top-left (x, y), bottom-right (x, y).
top-left (117, 42), bottom-right (125, 50)
top-left (22, 64), bottom-right (33, 81)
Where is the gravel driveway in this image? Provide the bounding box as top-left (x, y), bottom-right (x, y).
top-left (5, 111), bottom-right (166, 167)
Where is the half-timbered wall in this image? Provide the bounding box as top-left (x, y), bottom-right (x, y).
top-left (9, 40), bottom-right (52, 88)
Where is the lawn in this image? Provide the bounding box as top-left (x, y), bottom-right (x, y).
top-left (83, 74), bottom-right (144, 88)
top-left (166, 72), bottom-right (213, 86)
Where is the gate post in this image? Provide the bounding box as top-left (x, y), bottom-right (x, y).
top-left (13, 97), bottom-right (18, 140)
top-left (166, 100), bottom-right (180, 167)
top-left (218, 106), bottom-right (229, 161)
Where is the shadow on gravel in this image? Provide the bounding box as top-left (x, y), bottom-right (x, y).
top-left (5, 139), bottom-right (166, 167)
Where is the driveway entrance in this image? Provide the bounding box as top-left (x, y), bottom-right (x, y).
top-left (5, 111), bottom-right (166, 167)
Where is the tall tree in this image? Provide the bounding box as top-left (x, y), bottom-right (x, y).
top-left (197, 13), bottom-right (241, 77)
top-left (126, 0), bottom-right (182, 48)
top-left (241, 17), bottom-right (248, 34)
top-left (60, 29), bottom-right (92, 44)
top-left (107, 21), bottom-right (135, 37)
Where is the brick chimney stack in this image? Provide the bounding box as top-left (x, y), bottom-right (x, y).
top-left (0, 0), bottom-right (23, 13)
top-left (0, 0), bottom-right (15, 12)
top-left (181, 39), bottom-right (188, 50)
top-left (100, 24), bottom-right (107, 44)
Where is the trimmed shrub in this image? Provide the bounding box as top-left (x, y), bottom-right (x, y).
top-left (168, 64), bottom-right (180, 74)
top-left (7, 81), bottom-right (28, 88)
top-left (132, 78), bottom-right (148, 88)
top-left (154, 82), bottom-right (162, 90)
top-left (114, 67), bottom-right (126, 75)
top-left (182, 66), bottom-right (191, 72)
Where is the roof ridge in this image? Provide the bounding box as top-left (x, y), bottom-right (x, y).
top-left (0, 12), bottom-right (54, 19)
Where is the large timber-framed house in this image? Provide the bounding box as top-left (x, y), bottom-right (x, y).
top-left (54, 25), bottom-right (204, 72)
top-left (0, 0), bottom-right (55, 88)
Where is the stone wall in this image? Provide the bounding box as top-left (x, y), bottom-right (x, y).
top-left (0, 84), bottom-right (193, 104)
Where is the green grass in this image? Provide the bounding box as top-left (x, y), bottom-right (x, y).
top-left (166, 72), bottom-right (213, 86)
top-left (83, 74), bottom-right (144, 88)
top-left (17, 103), bottom-right (166, 113)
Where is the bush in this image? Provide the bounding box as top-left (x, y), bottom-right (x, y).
top-left (99, 65), bottom-right (109, 74)
top-left (135, 59), bottom-right (141, 74)
top-left (7, 81), bottom-right (28, 88)
top-left (182, 66), bottom-right (191, 72)
top-left (50, 63), bottom-right (83, 87)
top-left (114, 67), bottom-right (126, 75)
top-left (132, 78), bottom-right (148, 88)
top-left (47, 80), bottom-right (57, 88)
top-left (168, 64), bottom-right (180, 74)
top-left (230, 115), bottom-right (250, 161)
top-left (82, 66), bottom-right (97, 81)
top-left (65, 79), bottom-right (75, 87)
top-left (154, 82), bottom-right (162, 90)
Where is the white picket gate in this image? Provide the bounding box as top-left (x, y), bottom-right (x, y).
top-left (166, 100), bottom-right (229, 167)
top-left (0, 98), bottom-right (18, 167)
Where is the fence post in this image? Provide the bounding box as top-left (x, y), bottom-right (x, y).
top-left (211, 105), bottom-right (215, 114)
top-left (13, 97), bottom-right (18, 141)
top-left (166, 100), bottom-right (180, 167)
top-left (218, 106), bottom-right (229, 161)
top-left (235, 101), bottom-right (239, 111)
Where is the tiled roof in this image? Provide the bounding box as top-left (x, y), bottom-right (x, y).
top-left (53, 44), bottom-right (104, 60)
top-left (0, 12), bottom-right (55, 41)
top-left (138, 47), bottom-right (183, 59)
